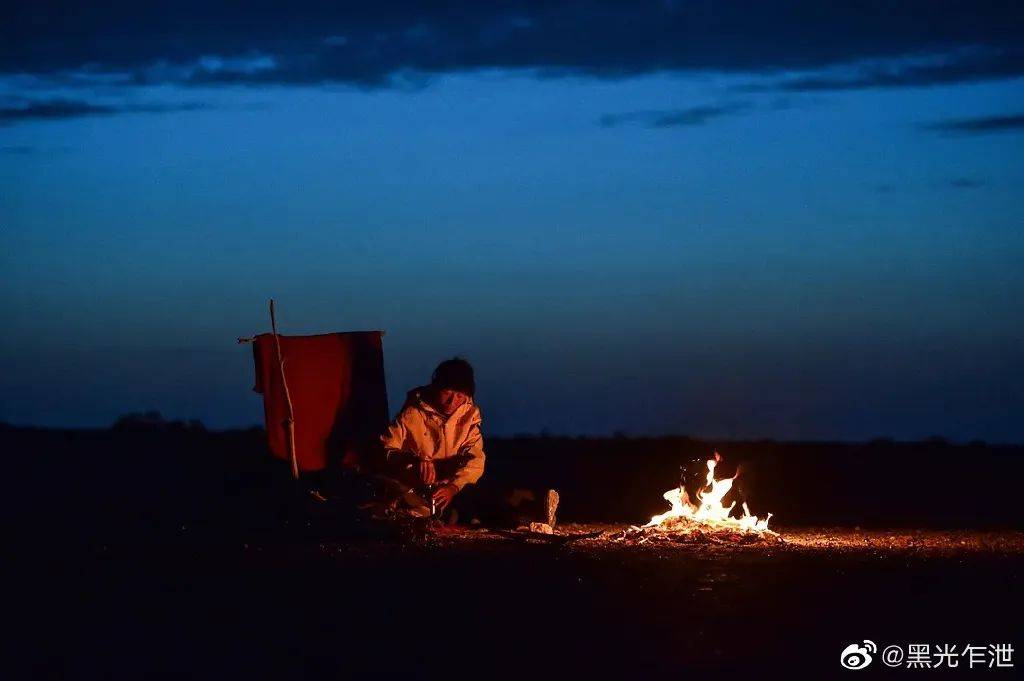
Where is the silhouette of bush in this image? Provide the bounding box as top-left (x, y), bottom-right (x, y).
top-left (112, 411), bottom-right (206, 432)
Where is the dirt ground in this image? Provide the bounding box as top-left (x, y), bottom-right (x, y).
top-left (18, 524), bottom-right (1022, 679)
top-left (8, 428), bottom-right (1022, 678)
top-left (422, 523), bottom-right (1024, 556)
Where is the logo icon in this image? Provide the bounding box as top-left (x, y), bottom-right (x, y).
top-left (840, 640), bottom-right (877, 670)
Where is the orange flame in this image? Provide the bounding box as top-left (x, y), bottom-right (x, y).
top-left (645, 452), bottom-right (773, 533)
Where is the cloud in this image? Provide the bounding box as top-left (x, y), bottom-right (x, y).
top-left (2, 3), bottom-right (1023, 90)
top-left (948, 177), bottom-right (987, 189)
top-left (0, 98), bottom-right (207, 124)
top-left (741, 48), bottom-right (1024, 91)
top-left (923, 113), bottom-right (1024, 134)
top-left (0, 98), bottom-right (112, 121)
top-left (600, 103), bottom-right (752, 128)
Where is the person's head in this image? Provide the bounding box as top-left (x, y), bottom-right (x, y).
top-left (428, 357), bottom-right (475, 415)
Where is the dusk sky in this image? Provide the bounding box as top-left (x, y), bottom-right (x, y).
top-left (2, 2), bottom-right (1022, 441)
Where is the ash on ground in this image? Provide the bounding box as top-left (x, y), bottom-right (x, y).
top-left (608, 521), bottom-right (784, 546)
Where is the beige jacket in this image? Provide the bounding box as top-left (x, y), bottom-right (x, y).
top-left (380, 388), bottom-right (486, 490)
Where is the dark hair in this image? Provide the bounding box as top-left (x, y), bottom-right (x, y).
top-left (431, 357), bottom-right (475, 397)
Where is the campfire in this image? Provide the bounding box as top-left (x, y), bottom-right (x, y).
top-left (615, 452), bottom-right (780, 545)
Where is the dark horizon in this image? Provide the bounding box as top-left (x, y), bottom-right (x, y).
top-left (6, 411), bottom-right (1022, 448)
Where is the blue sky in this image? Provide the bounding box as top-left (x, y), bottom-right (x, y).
top-left (2, 3), bottom-right (1022, 440)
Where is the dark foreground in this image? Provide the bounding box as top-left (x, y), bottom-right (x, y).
top-left (8, 426), bottom-right (1023, 678)
top-left (17, 526), bottom-right (1023, 679)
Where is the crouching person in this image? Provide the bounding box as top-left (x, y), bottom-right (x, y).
top-left (380, 357), bottom-right (559, 528)
top-left (380, 358), bottom-right (485, 517)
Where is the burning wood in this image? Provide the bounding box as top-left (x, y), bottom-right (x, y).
top-left (613, 452), bottom-right (782, 545)
top-left (610, 524), bottom-right (783, 546)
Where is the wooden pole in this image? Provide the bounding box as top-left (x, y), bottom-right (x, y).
top-left (269, 299), bottom-right (299, 479)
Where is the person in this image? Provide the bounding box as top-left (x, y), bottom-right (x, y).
top-left (380, 357), bottom-right (485, 515)
top-left (379, 357), bottom-right (558, 527)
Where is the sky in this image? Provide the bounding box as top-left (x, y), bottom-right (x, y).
top-left (1, 2), bottom-right (1022, 441)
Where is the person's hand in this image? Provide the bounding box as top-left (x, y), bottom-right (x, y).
top-left (432, 484), bottom-right (458, 511)
top-left (419, 459), bottom-right (436, 485)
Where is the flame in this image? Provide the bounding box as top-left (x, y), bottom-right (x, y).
top-left (645, 452), bottom-right (773, 533)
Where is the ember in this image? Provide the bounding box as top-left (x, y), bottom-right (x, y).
top-left (619, 452), bottom-right (779, 544)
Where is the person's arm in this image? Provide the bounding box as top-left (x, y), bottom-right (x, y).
top-left (431, 407), bottom-right (485, 510)
top-left (433, 419), bottom-right (484, 510)
top-left (451, 411), bottom-right (485, 490)
top-left (381, 408), bottom-right (436, 484)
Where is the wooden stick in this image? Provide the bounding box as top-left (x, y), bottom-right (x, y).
top-left (269, 299), bottom-right (299, 479)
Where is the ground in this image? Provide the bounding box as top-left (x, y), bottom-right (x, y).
top-left (8, 427), bottom-right (1022, 678)
top-left (19, 525), bottom-right (1022, 678)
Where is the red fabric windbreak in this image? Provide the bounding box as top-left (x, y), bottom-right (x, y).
top-left (252, 331), bottom-right (388, 472)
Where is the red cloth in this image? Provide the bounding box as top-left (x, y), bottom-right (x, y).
top-left (252, 331), bottom-right (388, 472)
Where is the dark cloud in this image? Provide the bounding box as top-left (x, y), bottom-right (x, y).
top-left (3, 2), bottom-right (1023, 89)
top-left (0, 98), bottom-right (207, 124)
top-left (924, 113), bottom-right (1024, 134)
top-left (948, 177), bottom-right (987, 189)
top-left (0, 98), bottom-right (112, 121)
top-left (600, 103), bottom-right (751, 128)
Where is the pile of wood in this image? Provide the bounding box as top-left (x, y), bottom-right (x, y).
top-left (608, 522), bottom-right (784, 546)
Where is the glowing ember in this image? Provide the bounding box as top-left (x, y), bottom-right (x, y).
top-left (645, 452), bottom-right (773, 534)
